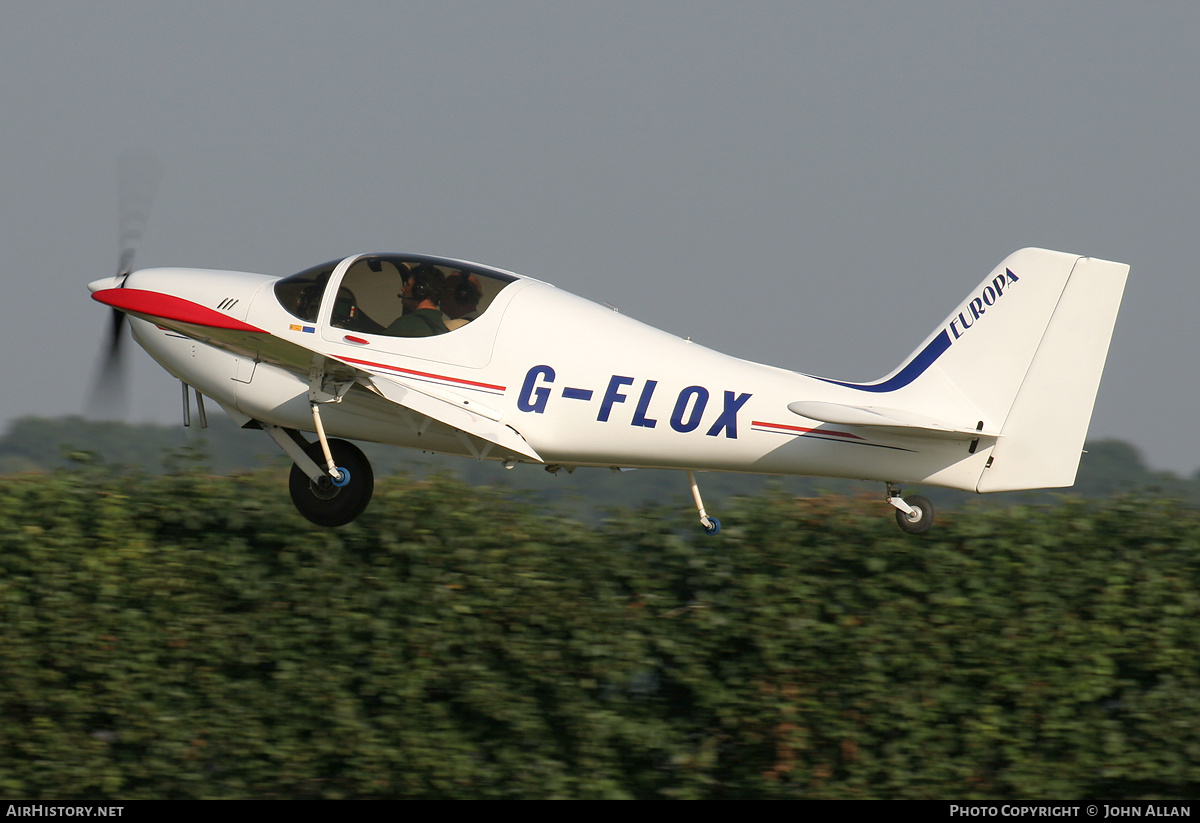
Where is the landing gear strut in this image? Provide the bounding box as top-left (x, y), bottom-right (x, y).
top-left (886, 483), bottom-right (933, 534)
top-left (688, 471), bottom-right (721, 535)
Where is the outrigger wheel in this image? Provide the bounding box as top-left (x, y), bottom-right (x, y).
top-left (288, 438), bottom-right (374, 527)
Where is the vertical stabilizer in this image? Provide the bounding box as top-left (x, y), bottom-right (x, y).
top-left (816, 249), bottom-right (1085, 431)
top-left (807, 248), bottom-right (1128, 493)
top-left (975, 256), bottom-right (1128, 492)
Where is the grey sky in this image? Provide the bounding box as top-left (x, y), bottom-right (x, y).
top-left (4, 2), bottom-right (1195, 474)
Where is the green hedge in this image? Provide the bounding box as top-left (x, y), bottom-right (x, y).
top-left (1, 468), bottom-right (1198, 799)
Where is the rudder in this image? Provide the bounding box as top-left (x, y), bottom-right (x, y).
top-left (975, 255), bottom-right (1129, 492)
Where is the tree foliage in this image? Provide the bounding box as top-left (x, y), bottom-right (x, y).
top-left (1, 466), bottom-right (1199, 799)
top-left (7, 418), bottom-right (1200, 514)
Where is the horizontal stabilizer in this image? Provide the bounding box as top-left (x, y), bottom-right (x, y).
top-left (787, 400), bottom-right (1000, 439)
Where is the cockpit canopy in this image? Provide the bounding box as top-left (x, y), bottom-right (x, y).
top-left (273, 254), bottom-right (518, 337)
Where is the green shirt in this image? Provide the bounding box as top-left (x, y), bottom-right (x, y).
top-left (386, 308), bottom-right (449, 338)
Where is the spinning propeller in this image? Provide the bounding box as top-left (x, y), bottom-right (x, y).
top-left (88, 150), bottom-right (162, 416)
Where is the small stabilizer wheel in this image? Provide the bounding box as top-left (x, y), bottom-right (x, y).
top-left (288, 439), bottom-right (374, 527)
top-left (702, 517), bottom-right (721, 536)
top-left (895, 494), bottom-right (934, 534)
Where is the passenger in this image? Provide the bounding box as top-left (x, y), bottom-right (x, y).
top-left (387, 264), bottom-right (449, 337)
top-left (442, 271), bottom-right (483, 330)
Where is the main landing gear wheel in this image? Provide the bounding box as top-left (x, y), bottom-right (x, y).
top-left (894, 494), bottom-right (934, 534)
top-left (288, 439), bottom-right (374, 527)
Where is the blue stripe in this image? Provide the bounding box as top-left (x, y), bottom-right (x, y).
top-left (817, 330), bottom-right (951, 393)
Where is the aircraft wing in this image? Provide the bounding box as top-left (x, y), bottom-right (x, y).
top-left (787, 401), bottom-right (1001, 439)
top-left (92, 287), bottom-right (543, 462)
top-left (361, 373), bottom-right (541, 461)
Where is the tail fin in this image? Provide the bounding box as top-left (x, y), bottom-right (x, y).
top-left (813, 248), bottom-right (1128, 491)
top-left (973, 252), bottom-right (1128, 491)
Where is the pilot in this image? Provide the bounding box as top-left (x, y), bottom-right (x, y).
top-left (387, 264), bottom-right (449, 337)
top-left (442, 271), bottom-right (482, 330)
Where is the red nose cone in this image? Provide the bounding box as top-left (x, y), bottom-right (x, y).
top-left (91, 288), bottom-right (266, 333)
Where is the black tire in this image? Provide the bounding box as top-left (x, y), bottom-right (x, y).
top-left (895, 494), bottom-right (934, 534)
top-left (288, 439), bottom-right (374, 527)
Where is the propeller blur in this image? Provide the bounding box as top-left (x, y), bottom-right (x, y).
top-left (88, 150), bottom-right (162, 417)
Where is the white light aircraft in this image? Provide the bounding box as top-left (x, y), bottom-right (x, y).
top-left (89, 247), bottom-right (1128, 533)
